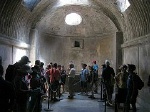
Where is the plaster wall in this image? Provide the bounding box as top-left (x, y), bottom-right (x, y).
top-left (0, 43), bottom-right (12, 74)
top-left (0, 35), bottom-right (30, 75)
top-left (36, 32), bottom-right (116, 74)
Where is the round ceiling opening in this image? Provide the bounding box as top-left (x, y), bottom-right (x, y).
top-left (65, 13), bottom-right (82, 25)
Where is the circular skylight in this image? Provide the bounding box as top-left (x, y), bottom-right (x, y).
top-left (65, 13), bottom-right (82, 25)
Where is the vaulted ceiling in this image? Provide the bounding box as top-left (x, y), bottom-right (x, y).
top-left (0, 0), bottom-right (150, 42)
top-left (31, 0), bottom-right (122, 37)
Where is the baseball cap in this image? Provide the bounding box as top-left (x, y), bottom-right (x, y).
top-left (21, 56), bottom-right (31, 63)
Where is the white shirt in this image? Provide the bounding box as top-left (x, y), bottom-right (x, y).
top-left (68, 68), bottom-right (76, 78)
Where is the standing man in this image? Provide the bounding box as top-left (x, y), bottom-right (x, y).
top-left (92, 60), bottom-right (99, 93)
top-left (80, 64), bottom-right (89, 95)
top-left (68, 63), bottom-right (76, 99)
top-left (102, 60), bottom-right (115, 106)
top-left (0, 65), bottom-right (15, 112)
top-left (5, 56), bottom-right (31, 83)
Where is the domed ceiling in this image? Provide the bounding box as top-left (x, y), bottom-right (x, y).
top-left (37, 5), bottom-right (117, 37)
top-left (30, 0), bottom-right (123, 38)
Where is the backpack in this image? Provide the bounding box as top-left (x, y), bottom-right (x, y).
top-left (135, 74), bottom-right (144, 90)
top-left (5, 65), bottom-right (16, 82)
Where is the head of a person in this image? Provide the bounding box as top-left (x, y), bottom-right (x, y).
top-left (17, 65), bottom-right (32, 76)
top-left (20, 56), bottom-right (31, 65)
top-left (31, 66), bottom-right (38, 77)
top-left (122, 64), bottom-right (127, 71)
top-left (53, 63), bottom-right (57, 68)
top-left (101, 64), bottom-right (106, 69)
top-left (128, 64), bottom-right (136, 72)
top-left (105, 60), bottom-right (110, 66)
top-left (35, 60), bottom-right (41, 66)
top-left (40, 62), bottom-right (44, 67)
top-left (88, 65), bottom-right (93, 70)
top-left (119, 64), bottom-right (127, 72)
top-left (93, 60), bottom-right (96, 64)
top-left (83, 64), bottom-right (87, 69)
top-left (0, 65), bottom-right (4, 76)
top-left (46, 64), bottom-right (51, 69)
top-left (88, 65), bottom-right (91, 69)
top-left (32, 66), bottom-right (40, 74)
top-left (69, 64), bottom-right (74, 69)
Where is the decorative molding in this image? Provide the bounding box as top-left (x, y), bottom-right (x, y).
top-left (0, 34), bottom-right (30, 49)
top-left (44, 32), bottom-right (116, 39)
top-left (121, 33), bottom-right (150, 48)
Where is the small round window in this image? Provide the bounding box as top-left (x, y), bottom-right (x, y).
top-left (65, 13), bottom-right (82, 25)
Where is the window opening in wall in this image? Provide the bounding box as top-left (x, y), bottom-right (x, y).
top-left (65, 13), bottom-right (82, 25)
top-left (59, 0), bottom-right (89, 6)
top-left (74, 41), bottom-right (80, 47)
top-left (22, 0), bottom-right (41, 11)
top-left (115, 0), bottom-right (130, 12)
top-left (14, 49), bottom-right (26, 63)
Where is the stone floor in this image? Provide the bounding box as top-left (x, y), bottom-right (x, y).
top-left (42, 93), bottom-right (111, 112)
top-left (41, 92), bottom-right (135, 112)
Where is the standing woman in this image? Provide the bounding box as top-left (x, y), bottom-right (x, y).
top-left (115, 65), bottom-right (128, 108)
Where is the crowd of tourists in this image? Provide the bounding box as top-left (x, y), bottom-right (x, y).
top-left (101, 60), bottom-right (144, 112)
top-left (0, 56), bottom-right (146, 112)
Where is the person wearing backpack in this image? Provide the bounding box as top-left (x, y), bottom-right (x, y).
top-left (5, 56), bottom-right (31, 83)
top-left (0, 65), bottom-right (15, 112)
top-left (125, 64), bottom-right (144, 112)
